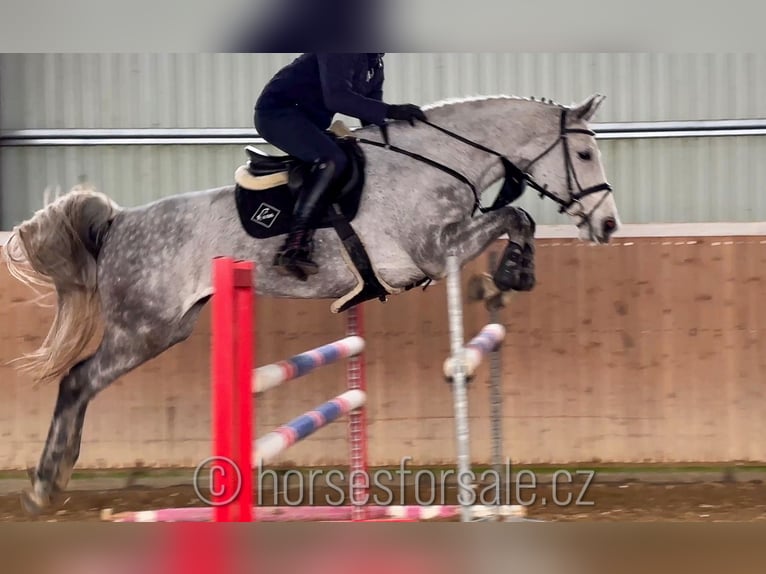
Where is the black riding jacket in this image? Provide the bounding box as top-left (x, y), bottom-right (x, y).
top-left (255, 53), bottom-right (387, 128)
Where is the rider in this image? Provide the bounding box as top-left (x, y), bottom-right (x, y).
top-left (254, 53), bottom-right (428, 279)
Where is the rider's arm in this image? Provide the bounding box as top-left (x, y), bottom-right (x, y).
top-left (317, 53), bottom-right (388, 127)
top-left (361, 62), bottom-right (384, 127)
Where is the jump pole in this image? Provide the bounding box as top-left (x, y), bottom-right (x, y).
top-left (445, 253), bottom-right (473, 522)
top-left (211, 256), bottom-right (369, 522)
top-left (103, 255), bottom-right (524, 523)
top-left (442, 324), bottom-right (506, 380)
top-left (444, 254), bottom-right (512, 522)
top-left (345, 305), bottom-right (369, 521)
top-left (254, 389), bottom-right (367, 464)
top-left (102, 503), bottom-right (519, 523)
top-left (250, 313), bottom-right (368, 518)
top-left (253, 336), bottom-right (365, 393)
top-left (211, 256), bottom-right (254, 522)
top-left (487, 250), bottom-right (505, 507)
top-left (107, 255), bottom-right (525, 523)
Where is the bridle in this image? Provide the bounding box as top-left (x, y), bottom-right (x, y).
top-left (517, 108), bottom-right (613, 230)
top-left (353, 106), bottom-right (613, 233)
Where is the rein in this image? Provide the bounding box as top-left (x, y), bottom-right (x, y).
top-left (354, 125), bottom-right (489, 215)
top-left (352, 107), bottom-right (613, 227)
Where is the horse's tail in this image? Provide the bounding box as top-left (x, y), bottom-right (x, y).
top-left (3, 184), bottom-right (120, 384)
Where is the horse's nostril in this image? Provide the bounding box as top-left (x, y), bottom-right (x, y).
top-left (602, 217), bottom-right (617, 234)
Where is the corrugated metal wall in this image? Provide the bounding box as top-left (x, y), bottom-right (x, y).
top-left (0, 144), bottom-right (250, 225)
top-left (2, 53), bottom-right (766, 227)
top-left (4, 54), bottom-right (766, 128)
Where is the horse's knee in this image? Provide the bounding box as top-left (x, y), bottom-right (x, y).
top-left (515, 207), bottom-right (537, 236)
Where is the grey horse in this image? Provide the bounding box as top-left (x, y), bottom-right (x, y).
top-left (4, 92), bottom-right (620, 514)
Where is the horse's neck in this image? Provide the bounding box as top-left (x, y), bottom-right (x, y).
top-left (365, 98), bottom-right (557, 183)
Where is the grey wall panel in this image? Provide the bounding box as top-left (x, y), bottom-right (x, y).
top-left (1, 144), bottom-right (255, 225)
top-left (0, 54), bottom-right (298, 130)
top-left (496, 134), bottom-right (766, 225)
top-left (4, 135), bottom-right (766, 230)
top-left (3, 54), bottom-right (765, 130)
top-left (3, 53), bottom-right (766, 228)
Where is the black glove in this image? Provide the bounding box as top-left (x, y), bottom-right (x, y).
top-left (385, 103), bottom-right (427, 126)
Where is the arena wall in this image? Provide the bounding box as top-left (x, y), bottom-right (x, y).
top-left (1, 233), bottom-right (763, 470)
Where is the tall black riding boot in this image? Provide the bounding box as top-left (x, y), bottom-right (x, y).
top-left (273, 159), bottom-right (336, 280)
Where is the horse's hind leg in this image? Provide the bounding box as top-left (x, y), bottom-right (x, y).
top-left (22, 299), bottom-right (208, 515)
top-left (54, 402), bottom-right (88, 493)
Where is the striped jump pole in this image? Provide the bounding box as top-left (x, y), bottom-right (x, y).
top-left (254, 389), bottom-right (367, 465)
top-left (442, 323), bottom-right (506, 380)
top-left (253, 336), bottom-right (365, 393)
top-left (105, 258), bottom-right (527, 523)
top-left (102, 504), bottom-right (526, 523)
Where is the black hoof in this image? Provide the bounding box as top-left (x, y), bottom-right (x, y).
top-left (516, 272), bottom-right (536, 292)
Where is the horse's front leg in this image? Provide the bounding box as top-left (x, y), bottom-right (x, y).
top-left (467, 207), bottom-right (536, 309)
top-left (491, 207), bottom-right (536, 292)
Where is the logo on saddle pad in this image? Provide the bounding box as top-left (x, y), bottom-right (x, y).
top-left (251, 202), bottom-right (281, 228)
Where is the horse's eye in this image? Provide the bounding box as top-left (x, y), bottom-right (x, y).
top-left (578, 150), bottom-right (592, 161)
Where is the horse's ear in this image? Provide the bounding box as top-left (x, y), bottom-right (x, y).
top-left (571, 93), bottom-right (606, 122)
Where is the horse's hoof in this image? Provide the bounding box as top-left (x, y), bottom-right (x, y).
top-left (20, 489), bottom-right (49, 516)
top-left (467, 274), bottom-right (498, 302)
top-left (485, 294), bottom-right (505, 311)
top-left (517, 273), bottom-right (536, 292)
top-left (467, 275), bottom-right (485, 301)
top-left (485, 289), bottom-right (517, 311)
top-left (493, 272), bottom-right (523, 292)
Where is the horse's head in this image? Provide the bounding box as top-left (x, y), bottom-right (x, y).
top-left (523, 94), bottom-right (620, 244)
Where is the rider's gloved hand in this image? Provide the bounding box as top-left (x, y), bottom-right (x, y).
top-left (385, 104), bottom-right (427, 126)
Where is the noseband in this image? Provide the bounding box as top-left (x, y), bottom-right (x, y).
top-left (354, 107), bottom-right (613, 231)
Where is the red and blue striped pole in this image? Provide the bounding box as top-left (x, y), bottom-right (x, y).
top-left (253, 336), bottom-right (365, 393)
top-left (254, 389), bottom-right (367, 465)
top-left (442, 323), bottom-right (506, 381)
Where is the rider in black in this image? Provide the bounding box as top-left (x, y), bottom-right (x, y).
top-left (254, 53), bottom-right (427, 279)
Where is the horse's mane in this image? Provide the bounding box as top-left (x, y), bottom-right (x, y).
top-left (421, 94), bottom-right (566, 111)
top-left (349, 94), bottom-right (566, 134)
